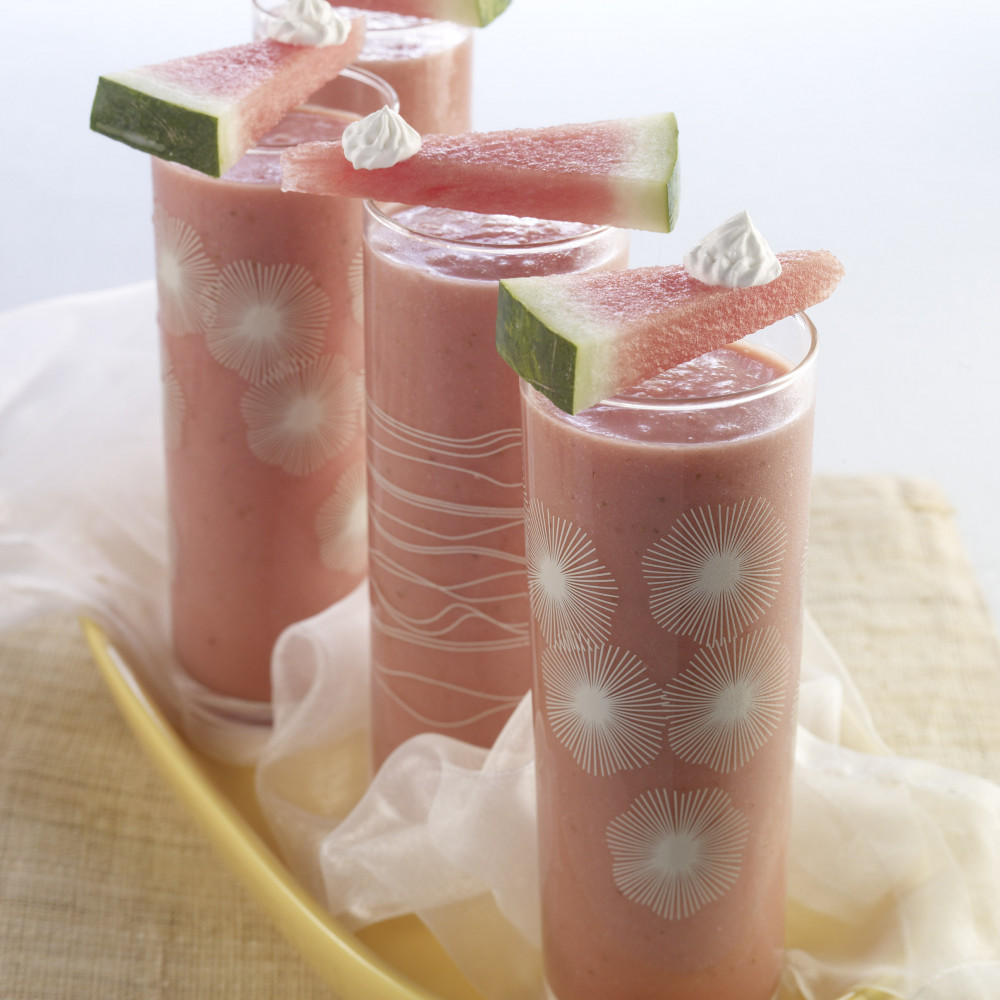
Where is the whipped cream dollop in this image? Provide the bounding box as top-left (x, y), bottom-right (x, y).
top-left (342, 105), bottom-right (422, 170)
top-left (683, 210), bottom-right (782, 288)
top-left (266, 0), bottom-right (351, 46)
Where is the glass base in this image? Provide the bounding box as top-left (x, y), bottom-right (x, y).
top-left (172, 668), bottom-right (273, 767)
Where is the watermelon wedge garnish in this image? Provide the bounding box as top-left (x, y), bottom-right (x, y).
top-left (90, 18), bottom-right (365, 177)
top-left (337, 0), bottom-right (512, 27)
top-left (281, 113), bottom-right (680, 233)
top-left (495, 250), bottom-right (844, 414)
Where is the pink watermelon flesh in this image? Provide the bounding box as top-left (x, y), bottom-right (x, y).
top-left (280, 114), bottom-right (680, 232)
top-left (153, 30), bottom-right (365, 133)
top-left (495, 250), bottom-right (844, 414)
top-left (145, 34), bottom-right (363, 99)
top-left (90, 19), bottom-right (365, 176)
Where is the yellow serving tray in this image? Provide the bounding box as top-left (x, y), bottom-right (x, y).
top-left (82, 617), bottom-right (895, 1000)
top-left (80, 617), bottom-right (485, 1000)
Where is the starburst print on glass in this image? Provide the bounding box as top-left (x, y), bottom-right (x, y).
top-left (348, 246), bottom-right (365, 326)
top-left (606, 787), bottom-right (749, 921)
top-left (642, 497), bottom-right (787, 646)
top-left (160, 350), bottom-right (186, 451)
top-left (240, 355), bottom-right (362, 476)
top-left (206, 260), bottom-right (331, 385)
top-left (665, 626), bottom-right (790, 773)
top-left (316, 461), bottom-right (368, 574)
top-left (154, 213), bottom-right (218, 336)
top-left (542, 644), bottom-right (667, 776)
top-left (525, 498), bottom-right (618, 646)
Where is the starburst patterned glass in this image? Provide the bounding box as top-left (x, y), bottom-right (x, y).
top-left (542, 644), bottom-right (666, 776)
top-left (240, 355), bottom-right (362, 475)
top-left (207, 260), bottom-right (331, 385)
top-left (643, 497), bottom-right (787, 645)
top-left (525, 498), bottom-right (618, 646)
top-left (316, 461), bottom-right (369, 574)
top-left (607, 787), bottom-right (749, 921)
top-left (154, 213), bottom-right (218, 336)
top-left (665, 627), bottom-right (790, 772)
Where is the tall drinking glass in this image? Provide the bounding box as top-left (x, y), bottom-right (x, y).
top-left (521, 315), bottom-right (817, 1000)
top-left (153, 69), bottom-right (398, 747)
top-left (363, 203), bottom-right (629, 764)
top-left (252, 2), bottom-right (473, 134)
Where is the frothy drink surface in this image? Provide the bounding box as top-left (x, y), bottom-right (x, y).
top-left (523, 339), bottom-right (814, 1000)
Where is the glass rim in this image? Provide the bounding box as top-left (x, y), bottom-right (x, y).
top-left (363, 199), bottom-right (620, 256)
top-left (251, 0), bottom-right (453, 32)
top-left (245, 66), bottom-right (399, 154)
top-left (325, 64), bottom-right (400, 112)
top-left (523, 313), bottom-right (819, 415)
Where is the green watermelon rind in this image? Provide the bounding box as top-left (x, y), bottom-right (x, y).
top-left (464, 0), bottom-right (513, 26)
top-left (496, 284), bottom-right (582, 415)
top-left (497, 278), bottom-right (618, 414)
top-left (348, 0), bottom-right (512, 26)
top-left (496, 251), bottom-right (845, 415)
top-left (625, 111), bottom-right (680, 233)
top-left (90, 70), bottom-right (239, 177)
top-left (89, 23), bottom-right (366, 177)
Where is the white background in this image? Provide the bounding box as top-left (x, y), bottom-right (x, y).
top-left (2, 0), bottom-right (999, 626)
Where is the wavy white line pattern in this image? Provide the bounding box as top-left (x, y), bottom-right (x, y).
top-left (665, 627), bottom-right (790, 773)
top-left (371, 661), bottom-right (524, 729)
top-left (241, 355), bottom-right (362, 475)
top-left (369, 401), bottom-right (524, 486)
top-left (642, 498), bottom-right (787, 646)
top-left (316, 461), bottom-right (368, 574)
top-left (525, 499), bottom-right (619, 646)
top-left (154, 213), bottom-right (218, 336)
top-left (367, 395), bottom-right (529, 727)
top-left (207, 260), bottom-right (331, 385)
top-left (607, 787), bottom-right (749, 921)
top-left (542, 644), bottom-right (666, 776)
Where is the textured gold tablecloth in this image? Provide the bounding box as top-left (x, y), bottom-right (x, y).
top-left (2, 475), bottom-right (998, 999)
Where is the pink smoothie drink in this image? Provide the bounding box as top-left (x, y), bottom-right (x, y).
top-left (253, 4), bottom-right (473, 134)
top-left (154, 70), bottom-right (395, 706)
top-left (363, 204), bottom-right (629, 763)
top-left (521, 317), bottom-right (817, 1000)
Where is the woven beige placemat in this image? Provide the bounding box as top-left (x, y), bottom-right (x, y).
top-left (1, 474), bottom-right (998, 998)
top-left (807, 474), bottom-right (1000, 783)
top-left (0, 615), bottom-right (333, 1000)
